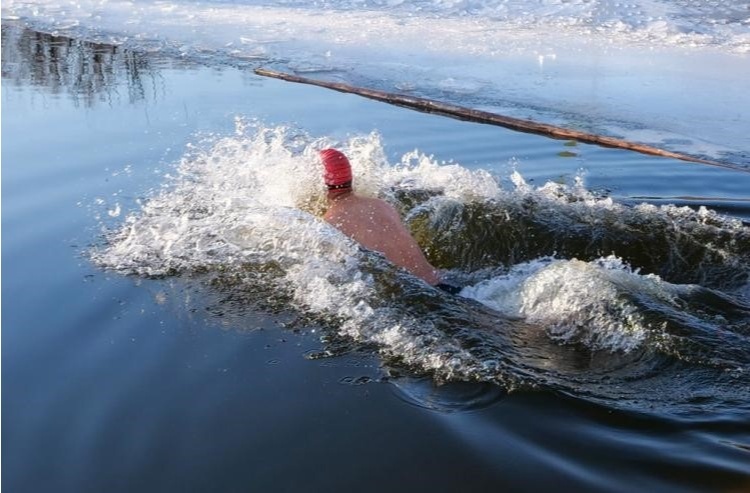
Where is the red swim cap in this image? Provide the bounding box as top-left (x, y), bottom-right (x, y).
top-left (320, 148), bottom-right (352, 192)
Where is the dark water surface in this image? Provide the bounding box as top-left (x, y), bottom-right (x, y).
top-left (3, 23), bottom-right (750, 493)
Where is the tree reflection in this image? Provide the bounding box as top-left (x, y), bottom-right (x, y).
top-left (2, 22), bottom-right (163, 107)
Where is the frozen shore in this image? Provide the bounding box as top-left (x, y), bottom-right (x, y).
top-left (3, 0), bottom-right (750, 164)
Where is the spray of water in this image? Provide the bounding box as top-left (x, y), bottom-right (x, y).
top-left (93, 120), bottom-right (750, 412)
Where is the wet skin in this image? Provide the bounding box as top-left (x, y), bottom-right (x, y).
top-left (323, 191), bottom-right (440, 285)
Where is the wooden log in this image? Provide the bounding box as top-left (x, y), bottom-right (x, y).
top-left (254, 67), bottom-right (747, 173)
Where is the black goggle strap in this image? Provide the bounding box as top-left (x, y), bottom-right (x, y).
top-left (327, 181), bottom-right (352, 191)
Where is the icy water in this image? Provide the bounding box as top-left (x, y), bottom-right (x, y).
top-left (4, 22), bottom-right (750, 493)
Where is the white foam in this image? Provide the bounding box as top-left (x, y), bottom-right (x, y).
top-left (90, 122), bottom-right (489, 308)
top-left (391, 150), bottom-right (501, 202)
top-left (94, 121), bottom-right (346, 274)
top-left (462, 255), bottom-right (683, 352)
top-left (86, 123), bottom-right (511, 381)
top-left (91, 121), bottom-right (749, 378)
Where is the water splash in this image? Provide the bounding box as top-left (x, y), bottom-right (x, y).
top-left (405, 171), bottom-right (750, 288)
top-left (93, 121), bottom-right (750, 413)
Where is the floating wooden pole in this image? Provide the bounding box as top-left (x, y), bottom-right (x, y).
top-left (255, 67), bottom-right (747, 173)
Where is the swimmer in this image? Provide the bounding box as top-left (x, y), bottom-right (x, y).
top-left (319, 148), bottom-right (461, 294)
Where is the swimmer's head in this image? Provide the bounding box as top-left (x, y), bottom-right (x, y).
top-left (320, 148), bottom-right (352, 195)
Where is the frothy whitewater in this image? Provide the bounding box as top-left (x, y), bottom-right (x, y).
top-left (93, 121), bottom-right (750, 413)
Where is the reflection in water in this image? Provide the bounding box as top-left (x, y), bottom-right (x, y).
top-left (1, 22), bottom-right (165, 107)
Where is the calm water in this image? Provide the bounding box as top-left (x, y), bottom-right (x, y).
top-left (3, 23), bottom-right (750, 493)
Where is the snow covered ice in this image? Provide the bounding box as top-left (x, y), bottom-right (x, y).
top-left (4, 0), bottom-right (750, 164)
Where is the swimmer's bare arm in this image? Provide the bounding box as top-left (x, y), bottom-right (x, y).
top-left (377, 202), bottom-right (440, 285)
top-left (324, 197), bottom-right (440, 285)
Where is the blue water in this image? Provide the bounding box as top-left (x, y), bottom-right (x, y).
top-left (3, 23), bottom-right (750, 493)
